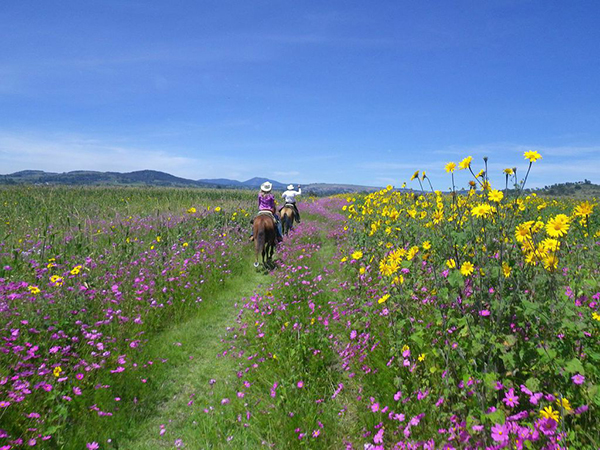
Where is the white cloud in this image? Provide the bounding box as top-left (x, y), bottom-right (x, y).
top-left (0, 132), bottom-right (259, 180)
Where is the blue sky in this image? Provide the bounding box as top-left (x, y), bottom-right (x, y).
top-left (1, 1), bottom-right (599, 189)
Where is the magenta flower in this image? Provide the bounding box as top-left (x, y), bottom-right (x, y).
top-left (491, 423), bottom-right (509, 443)
top-left (537, 418), bottom-right (557, 436)
top-left (502, 388), bottom-right (519, 408)
top-left (86, 443), bottom-right (99, 450)
top-left (571, 374), bottom-right (585, 385)
top-left (297, 381), bottom-right (304, 388)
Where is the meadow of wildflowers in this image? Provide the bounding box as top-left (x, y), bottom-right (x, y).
top-left (0, 187), bottom-right (255, 448)
top-left (1, 156), bottom-right (599, 450)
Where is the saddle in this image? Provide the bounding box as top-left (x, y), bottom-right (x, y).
top-left (256, 210), bottom-right (274, 218)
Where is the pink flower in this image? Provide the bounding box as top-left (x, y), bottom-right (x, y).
top-left (572, 374), bottom-right (585, 385)
top-left (371, 403), bottom-right (380, 412)
top-left (491, 423), bottom-right (509, 443)
top-left (479, 309), bottom-right (490, 316)
top-left (86, 443), bottom-right (99, 450)
top-left (502, 388), bottom-right (519, 408)
top-left (373, 428), bottom-right (384, 444)
top-left (297, 381), bottom-right (304, 389)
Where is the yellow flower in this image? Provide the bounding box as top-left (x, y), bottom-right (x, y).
top-left (215, 206), bottom-right (222, 212)
top-left (351, 250), bottom-right (363, 260)
top-left (471, 203), bottom-right (493, 219)
top-left (503, 168), bottom-right (514, 175)
top-left (402, 344), bottom-right (410, 353)
top-left (50, 275), bottom-right (63, 286)
top-left (502, 262), bottom-right (511, 278)
top-left (186, 207), bottom-right (197, 214)
top-left (378, 294), bottom-right (390, 304)
top-left (422, 241), bottom-right (431, 250)
top-left (28, 286), bottom-right (40, 295)
top-left (182, 242), bottom-right (189, 247)
top-left (540, 406), bottom-right (559, 422)
top-left (410, 170), bottom-right (419, 181)
top-left (475, 169), bottom-right (485, 179)
top-left (341, 256), bottom-right (348, 263)
top-left (156, 236), bottom-right (161, 242)
top-left (359, 267), bottom-right (366, 275)
top-left (592, 312), bottom-right (600, 321)
top-left (418, 353), bottom-right (426, 362)
top-left (392, 274), bottom-right (404, 285)
top-left (407, 246), bottom-right (419, 260)
top-left (446, 259), bottom-right (456, 269)
top-left (524, 150), bottom-right (542, 162)
top-left (543, 253), bottom-right (559, 271)
top-left (70, 265), bottom-right (82, 276)
top-left (515, 221), bottom-right (534, 243)
top-left (53, 366), bottom-right (62, 377)
top-left (488, 190), bottom-right (504, 203)
top-left (574, 201), bottom-right (594, 218)
top-left (458, 156), bottom-right (473, 170)
top-left (460, 261), bottom-right (474, 276)
top-left (546, 214), bottom-right (570, 238)
top-left (555, 397), bottom-right (572, 412)
top-left (420, 171), bottom-right (427, 181)
top-left (445, 162), bottom-right (456, 173)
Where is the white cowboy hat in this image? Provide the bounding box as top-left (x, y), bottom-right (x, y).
top-left (287, 184), bottom-right (294, 190)
top-left (260, 181), bottom-right (272, 193)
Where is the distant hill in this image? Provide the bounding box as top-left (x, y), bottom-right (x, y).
top-left (198, 177), bottom-right (288, 190)
top-left (0, 170), bottom-right (381, 195)
top-left (532, 180), bottom-right (600, 198)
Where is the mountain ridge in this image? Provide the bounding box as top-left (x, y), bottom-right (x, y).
top-left (0, 169), bottom-right (381, 196)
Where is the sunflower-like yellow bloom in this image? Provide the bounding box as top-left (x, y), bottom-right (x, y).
top-left (410, 170), bottom-right (419, 181)
top-left (574, 201), bottom-right (594, 218)
top-left (460, 261), bottom-right (474, 276)
top-left (540, 406), bottom-right (559, 422)
top-left (471, 203), bottom-right (493, 219)
top-left (445, 162), bottom-right (456, 173)
top-left (546, 214), bottom-right (570, 238)
top-left (515, 221), bottom-right (534, 243)
top-left (502, 262), bottom-right (511, 278)
top-left (524, 150), bottom-right (542, 162)
top-left (503, 168), bottom-right (514, 175)
top-left (555, 397), bottom-right (573, 412)
top-left (459, 156), bottom-right (473, 170)
top-left (543, 253), bottom-right (559, 271)
top-left (488, 190), bottom-right (504, 203)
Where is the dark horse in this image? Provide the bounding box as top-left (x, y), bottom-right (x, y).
top-left (280, 205), bottom-right (295, 236)
top-left (253, 213), bottom-right (277, 268)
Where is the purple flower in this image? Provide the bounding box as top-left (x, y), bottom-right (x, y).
top-left (491, 423), bottom-right (509, 443)
top-left (571, 374), bottom-right (585, 385)
top-left (86, 443), bottom-right (99, 450)
top-left (537, 418), bottom-right (557, 436)
top-left (502, 388), bottom-right (519, 408)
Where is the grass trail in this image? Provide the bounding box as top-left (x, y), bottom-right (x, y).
top-left (123, 211), bottom-right (340, 449)
top-left (121, 253), bottom-right (267, 449)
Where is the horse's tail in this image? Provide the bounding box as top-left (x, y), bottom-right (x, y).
top-left (254, 224), bottom-right (265, 265)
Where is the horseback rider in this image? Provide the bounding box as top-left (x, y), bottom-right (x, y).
top-left (280, 184), bottom-right (301, 223)
top-left (251, 181), bottom-right (283, 242)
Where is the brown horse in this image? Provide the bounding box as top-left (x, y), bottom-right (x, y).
top-left (253, 213), bottom-right (277, 268)
top-left (280, 205), bottom-right (295, 236)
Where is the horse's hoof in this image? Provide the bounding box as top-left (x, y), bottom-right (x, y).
top-left (253, 262), bottom-right (259, 268)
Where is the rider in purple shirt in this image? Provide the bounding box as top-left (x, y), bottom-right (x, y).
top-left (251, 181), bottom-right (283, 242)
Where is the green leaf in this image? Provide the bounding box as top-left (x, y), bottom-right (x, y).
top-left (564, 358), bottom-right (585, 375)
top-left (525, 377), bottom-right (540, 392)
